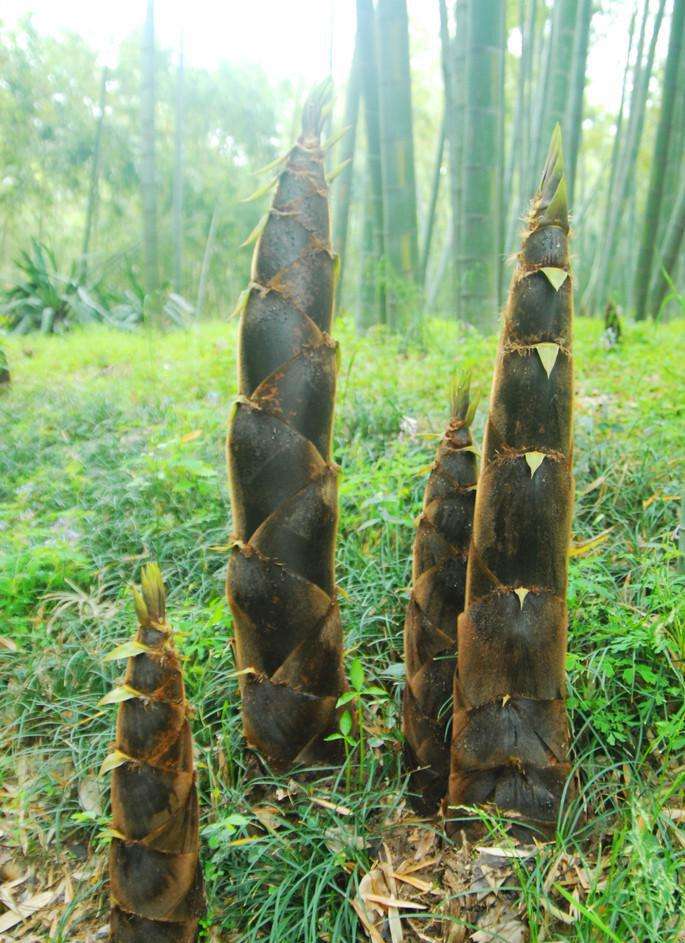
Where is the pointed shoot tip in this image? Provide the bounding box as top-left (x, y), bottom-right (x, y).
top-left (533, 125), bottom-right (568, 229)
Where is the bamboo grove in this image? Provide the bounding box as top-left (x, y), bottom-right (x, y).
top-left (1, 1), bottom-right (682, 331)
top-left (332, 0), bottom-right (685, 329)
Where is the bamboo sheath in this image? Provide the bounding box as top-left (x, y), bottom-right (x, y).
top-left (449, 128), bottom-right (574, 826)
top-left (107, 565), bottom-right (204, 943)
top-left (226, 86), bottom-right (345, 770)
top-left (403, 387), bottom-right (477, 812)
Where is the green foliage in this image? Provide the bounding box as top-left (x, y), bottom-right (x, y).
top-left (0, 239), bottom-right (137, 333)
top-left (0, 317), bottom-right (683, 940)
top-left (0, 20), bottom-right (287, 316)
top-left (0, 239), bottom-right (200, 333)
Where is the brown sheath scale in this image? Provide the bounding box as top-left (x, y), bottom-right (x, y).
top-left (106, 564), bottom-right (204, 943)
top-left (449, 127), bottom-right (574, 826)
top-left (226, 85), bottom-right (346, 770)
top-left (403, 383), bottom-right (477, 812)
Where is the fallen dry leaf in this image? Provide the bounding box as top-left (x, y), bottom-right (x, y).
top-left (0, 885), bottom-right (62, 933)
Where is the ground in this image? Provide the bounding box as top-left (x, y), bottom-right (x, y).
top-left (0, 314), bottom-right (683, 941)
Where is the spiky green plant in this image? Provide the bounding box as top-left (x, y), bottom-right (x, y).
top-left (403, 380), bottom-right (477, 812)
top-left (449, 127), bottom-right (574, 827)
top-left (102, 563), bottom-right (205, 942)
top-left (226, 83), bottom-right (346, 770)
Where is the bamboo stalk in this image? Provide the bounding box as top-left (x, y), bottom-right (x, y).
top-left (633, 0), bottom-right (685, 320)
top-left (357, 0), bottom-right (387, 326)
top-left (377, 0), bottom-right (420, 327)
top-left (459, 0), bottom-right (505, 329)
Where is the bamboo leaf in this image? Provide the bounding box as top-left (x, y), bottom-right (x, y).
top-left (103, 639), bottom-right (153, 662)
top-left (98, 750), bottom-right (133, 777)
top-left (569, 527), bottom-right (614, 557)
top-left (534, 342), bottom-right (561, 377)
top-left (141, 563), bottom-right (165, 620)
top-left (241, 176), bottom-right (278, 204)
top-left (101, 827), bottom-right (127, 841)
top-left (332, 251), bottom-right (341, 286)
top-left (323, 125), bottom-right (351, 152)
top-left (240, 213), bottom-right (269, 249)
top-left (252, 152), bottom-right (289, 176)
top-left (230, 288), bottom-right (251, 321)
top-left (98, 684), bottom-right (141, 706)
top-left (327, 158), bottom-right (352, 185)
top-left (540, 267), bottom-right (568, 291)
top-left (524, 452), bottom-right (546, 477)
top-left (132, 586), bottom-right (148, 624)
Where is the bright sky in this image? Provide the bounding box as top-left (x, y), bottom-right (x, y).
top-left (0, 0), bottom-right (668, 114)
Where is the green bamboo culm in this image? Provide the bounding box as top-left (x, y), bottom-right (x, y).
top-left (226, 82), bottom-right (346, 770)
top-left (403, 381), bottom-right (477, 812)
top-left (376, 0), bottom-right (420, 325)
top-left (105, 564), bottom-right (205, 942)
top-left (460, 0), bottom-right (505, 329)
top-left (356, 0), bottom-right (386, 327)
top-left (633, 0), bottom-right (684, 321)
top-left (449, 127), bottom-right (574, 827)
top-left (647, 173), bottom-right (685, 320)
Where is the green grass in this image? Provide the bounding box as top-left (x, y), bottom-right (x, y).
top-left (0, 314), bottom-right (683, 941)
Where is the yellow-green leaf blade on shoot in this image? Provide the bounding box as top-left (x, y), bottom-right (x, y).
top-left (241, 175), bottom-right (279, 204)
top-left (323, 125), bottom-right (351, 152)
top-left (540, 267), bottom-right (568, 291)
top-left (99, 750), bottom-right (134, 777)
top-left (534, 342), bottom-right (561, 377)
top-left (230, 288), bottom-right (251, 321)
top-left (327, 158), bottom-right (352, 184)
top-left (140, 563), bottom-right (165, 620)
top-left (252, 151), bottom-right (289, 176)
top-left (103, 639), bottom-right (154, 662)
top-left (98, 684), bottom-right (142, 707)
top-left (132, 586), bottom-right (148, 625)
top-left (240, 213), bottom-right (269, 249)
top-left (524, 452), bottom-right (546, 477)
top-left (100, 827), bottom-right (128, 842)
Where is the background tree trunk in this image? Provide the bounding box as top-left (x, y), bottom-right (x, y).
top-left (172, 38), bottom-right (185, 295)
top-left (332, 42), bottom-right (361, 302)
top-left (647, 172), bottom-right (685, 320)
top-left (453, 0), bottom-right (469, 319)
top-left (356, 0), bottom-right (386, 326)
top-left (564, 0), bottom-right (593, 203)
top-left (81, 67), bottom-right (108, 278)
top-left (376, 0), bottom-right (420, 328)
top-left (141, 0), bottom-right (159, 295)
top-left (459, 0), bottom-right (505, 330)
top-left (633, 0), bottom-right (684, 320)
top-left (419, 112), bottom-right (445, 285)
top-left (582, 0), bottom-right (666, 314)
top-left (438, 0), bottom-right (457, 313)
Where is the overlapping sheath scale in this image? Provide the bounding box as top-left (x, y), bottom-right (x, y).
top-left (108, 564), bottom-right (204, 943)
top-left (227, 86), bottom-right (345, 770)
top-left (403, 387), bottom-right (477, 812)
top-left (449, 126), bottom-right (574, 826)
